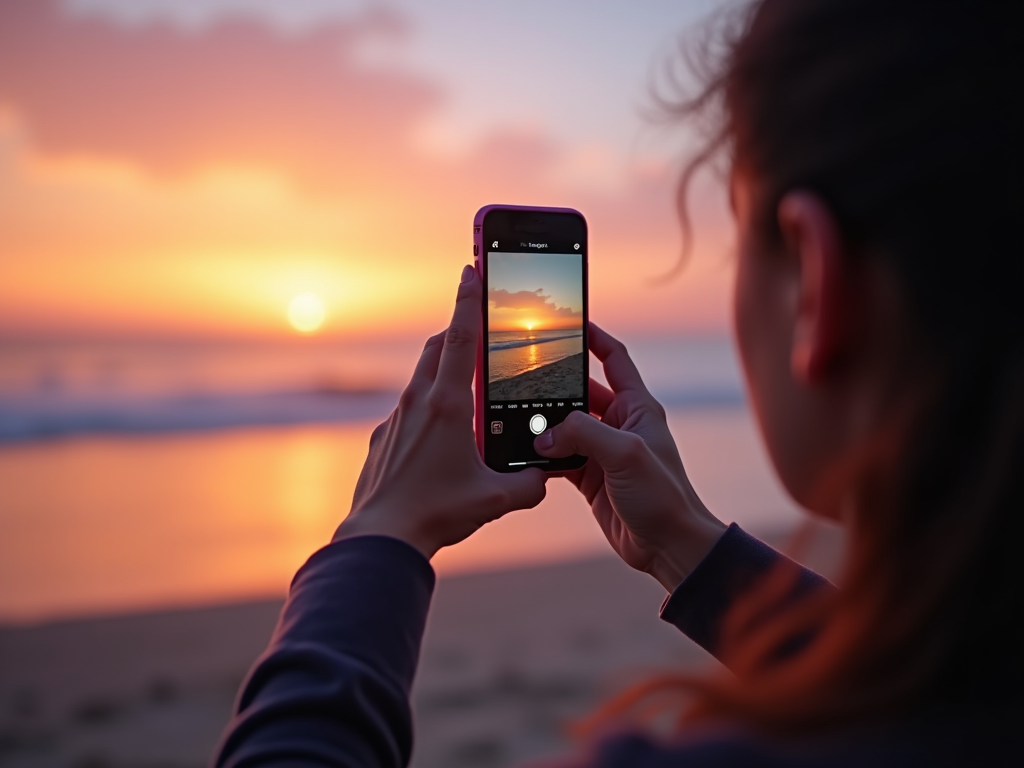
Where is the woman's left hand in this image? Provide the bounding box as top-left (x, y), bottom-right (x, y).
top-left (333, 265), bottom-right (548, 559)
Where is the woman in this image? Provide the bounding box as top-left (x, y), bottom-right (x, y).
top-left (214, 0), bottom-right (1022, 765)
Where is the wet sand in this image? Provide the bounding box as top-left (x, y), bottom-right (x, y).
top-left (489, 353), bottom-right (584, 401)
top-left (0, 524), bottom-right (843, 768)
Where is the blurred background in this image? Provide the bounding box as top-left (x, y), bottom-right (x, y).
top-left (0, 1), bottom-right (837, 766)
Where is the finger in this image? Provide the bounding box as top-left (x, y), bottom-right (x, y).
top-left (589, 378), bottom-right (615, 417)
top-left (534, 410), bottom-right (647, 472)
top-left (434, 265), bottom-right (482, 392)
top-left (407, 331), bottom-right (447, 391)
top-left (589, 322), bottom-right (651, 395)
top-left (575, 461), bottom-right (606, 504)
top-left (562, 465), bottom-right (586, 490)
top-left (495, 468), bottom-right (548, 512)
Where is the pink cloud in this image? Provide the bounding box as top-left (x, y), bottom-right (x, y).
top-left (0, 1), bottom-right (438, 192)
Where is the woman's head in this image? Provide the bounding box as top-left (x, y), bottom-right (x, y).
top-left (669, 0), bottom-right (1023, 727)
top-left (696, 0), bottom-right (1024, 517)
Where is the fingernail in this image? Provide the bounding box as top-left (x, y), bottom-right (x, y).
top-left (460, 264), bottom-right (473, 283)
top-left (535, 430), bottom-right (554, 451)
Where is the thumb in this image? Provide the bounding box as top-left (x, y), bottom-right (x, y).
top-left (534, 410), bottom-right (646, 473)
top-left (495, 468), bottom-right (548, 512)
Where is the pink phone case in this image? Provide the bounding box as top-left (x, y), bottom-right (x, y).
top-left (473, 204), bottom-right (586, 467)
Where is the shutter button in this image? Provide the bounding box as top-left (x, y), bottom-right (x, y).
top-left (529, 413), bottom-right (547, 435)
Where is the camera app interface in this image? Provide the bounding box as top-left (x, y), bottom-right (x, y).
top-left (485, 249), bottom-right (586, 469)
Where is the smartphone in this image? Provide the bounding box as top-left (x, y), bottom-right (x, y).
top-left (474, 204), bottom-right (589, 473)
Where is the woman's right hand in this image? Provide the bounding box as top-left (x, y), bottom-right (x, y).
top-left (534, 324), bottom-right (727, 592)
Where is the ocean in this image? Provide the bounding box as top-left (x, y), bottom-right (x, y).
top-left (488, 329), bottom-right (584, 383)
top-left (0, 335), bottom-right (802, 623)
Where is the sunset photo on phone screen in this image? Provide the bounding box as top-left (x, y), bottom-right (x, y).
top-left (486, 251), bottom-right (584, 401)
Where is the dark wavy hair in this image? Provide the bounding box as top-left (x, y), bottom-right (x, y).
top-left (594, 0), bottom-right (1023, 734)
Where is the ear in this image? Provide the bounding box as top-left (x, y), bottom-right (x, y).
top-left (776, 191), bottom-right (849, 384)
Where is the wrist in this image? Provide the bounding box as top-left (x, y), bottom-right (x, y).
top-left (333, 509), bottom-right (439, 561)
top-left (647, 548), bottom-right (690, 593)
top-left (647, 513), bottom-right (727, 592)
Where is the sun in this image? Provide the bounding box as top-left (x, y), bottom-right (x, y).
top-left (287, 293), bottom-right (326, 334)
top-left (524, 319), bottom-right (536, 331)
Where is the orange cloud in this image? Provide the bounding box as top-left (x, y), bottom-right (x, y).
top-left (488, 288), bottom-right (581, 317)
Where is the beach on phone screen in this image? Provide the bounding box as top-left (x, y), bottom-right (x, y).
top-left (486, 252), bottom-right (584, 400)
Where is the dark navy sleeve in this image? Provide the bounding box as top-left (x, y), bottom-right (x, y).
top-left (659, 523), bottom-right (834, 661)
top-left (213, 535), bottom-right (435, 768)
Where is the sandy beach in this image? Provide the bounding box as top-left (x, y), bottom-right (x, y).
top-left (0, 523), bottom-right (842, 768)
top-left (489, 353), bottom-right (584, 401)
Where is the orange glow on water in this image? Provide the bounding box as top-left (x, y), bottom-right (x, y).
top-left (0, 411), bottom-right (801, 622)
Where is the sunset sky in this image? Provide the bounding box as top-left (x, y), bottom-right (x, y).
top-left (0, 0), bottom-right (733, 342)
top-left (487, 252), bottom-right (583, 333)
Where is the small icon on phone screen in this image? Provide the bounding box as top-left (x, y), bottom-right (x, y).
top-left (490, 421), bottom-right (503, 434)
top-left (492, 241), bottom-right (499, 248)
top-left (574, 243), bottom-right (580, 250)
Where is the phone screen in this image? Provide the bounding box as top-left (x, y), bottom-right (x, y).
top-left (479, 208), bottom-right (588, 473)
